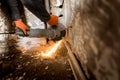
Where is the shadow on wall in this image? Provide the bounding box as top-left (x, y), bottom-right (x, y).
top-left (68, 0), bottom-right (120, 80)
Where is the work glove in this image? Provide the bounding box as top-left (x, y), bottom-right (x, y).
top-left (47, 14), bottom-right (58, 26)
top-left (13, 19), bottom-right (30, 35)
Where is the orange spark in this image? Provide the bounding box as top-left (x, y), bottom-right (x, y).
top-left (41, 40), bottom-right (62, 58)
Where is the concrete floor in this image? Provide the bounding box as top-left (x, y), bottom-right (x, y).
top-left (0, 36), bottom-right (75, 80)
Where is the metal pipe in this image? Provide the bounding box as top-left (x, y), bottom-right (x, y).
top-left (63, 39), bottom-right (86, 80)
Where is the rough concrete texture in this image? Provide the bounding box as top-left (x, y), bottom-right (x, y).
top-left (67, 0), bottom-right (120, 80)
top-left (0, 4), bottom-right (9, 55)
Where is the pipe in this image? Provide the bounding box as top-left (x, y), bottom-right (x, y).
top-left (63, 39), bottom-right (86, 80)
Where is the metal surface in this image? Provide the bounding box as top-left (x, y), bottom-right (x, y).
top-left (63, 39), bottom-right (86, 80)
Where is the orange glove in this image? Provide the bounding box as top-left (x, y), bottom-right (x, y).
top-left (13, 19), bottom-right (30, 35)
top-left (47, 14), bottom-right (58, 26)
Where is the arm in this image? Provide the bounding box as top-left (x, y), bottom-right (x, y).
top-left (7, 0), bottom-right (21, 20)
top-left (21, 0), bottom-right (58, 25)
top-left (7, 0), bottom-right (30, 35)
top-left (21, 0), bottom-right (50, 22)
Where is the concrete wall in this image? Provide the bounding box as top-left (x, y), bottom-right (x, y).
top-left (67, 0), bottom-right (120, 80)
top-left (0, 4), bottom-right (9, 56)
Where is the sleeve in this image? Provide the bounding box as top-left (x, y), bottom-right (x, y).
top-left (21, 0), bottom-right (50, 22)
top-left (7, 0), bottom-right (21, 20)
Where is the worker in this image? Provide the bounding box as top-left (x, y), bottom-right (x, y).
top-left (3, 0), bottom-right (58, 35)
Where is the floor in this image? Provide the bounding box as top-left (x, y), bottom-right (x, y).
top-left (0, 36), bottom-right (75, 80)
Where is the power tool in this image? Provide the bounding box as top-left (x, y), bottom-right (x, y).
top-left (16, 23), bottom-right (66, 40)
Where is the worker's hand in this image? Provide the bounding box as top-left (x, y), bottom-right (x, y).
top-left (13, 19), bottom-right (30, 35)
top-left (47, 14), bottom-right (58, 26)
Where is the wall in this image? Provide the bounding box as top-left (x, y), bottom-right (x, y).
top-left (0, 4), bottom-right (9, 56)
top-left (67, 0), bottom-right (120, 80)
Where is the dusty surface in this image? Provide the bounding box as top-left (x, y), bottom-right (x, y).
top-left (0, 36), bottom-right (75, 80)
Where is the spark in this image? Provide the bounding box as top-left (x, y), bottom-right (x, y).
top-left (41, 40), bottom-right (62, 58)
